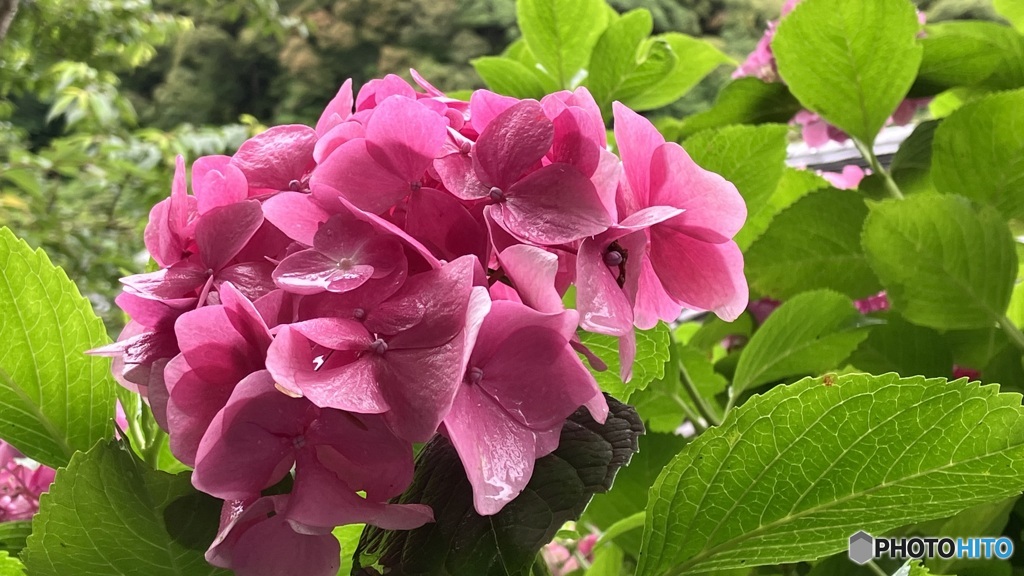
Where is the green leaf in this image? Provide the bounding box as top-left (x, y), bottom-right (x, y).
top-left (472, 57), bottom-right (548, 100)
top-left (912, 22), bottom-right (1011, 96)
top-left (848, 314), bottom-right (953, 379)
top-left (582, 432), bottom-right (687, 556)
top-left (354, 397), bottom-right (643, 576)
top-left (577, 324), bottom-right (670, 401)
top-left (0, 522), bottom-right (31, 556)
top-left (585, 9), bottom-right (656, 111)
top-left (0, 552), bottom-right (25, 576)
top-left (637, 373), bottom-right (1024, 575)
top-left (731, 290), bottom-right (872, 398)
top-left (685, 124), bottom-right (789, 222)
top-left (585, 543), bottom-right (624, 576)
top-left (678, 78), bottom-right (802, 139)
top-left (889, 120), bottom-right (938, 196)
top-left (931, 90), bottom-right (1024, 221)
top-left (736, 167), bottom-right (830, 250)
top-left (773, 0), bottom-right (923, 144)
top-left (335, 524), bottom-right (364, 576)
top-left (917, 497), bottom-right (1016, 575)
top-left (516, 0), bottom-right (608, 88)
top-left (0, 227), bottom-right (116, 468)
top-left (862, 195), bottom-right (1017, 330)
top-left (621, 33), bottom-right (731, 112)
top-left (746, 189), bottom-right (880, 300)
top-left (995, 0), bottom-right (1024, 33)
top-left (23, 441), bottom-right (228, 576)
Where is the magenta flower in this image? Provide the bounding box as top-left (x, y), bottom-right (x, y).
top-left (192, 371), bottom-right (432, 530)
top-left (444, 301), bottom-right (605, 515)
top-left (820, 165), bottom-right (867, 190)
top-left (0, 441), bottom-right (55, 522)
top-left (206, 495), bottom-right (340, 576)
top-left (268, 255), bottom-right (489, 442)
top-left (161, 283), bottom-right (273, 465)
top-left (311, 95), bottom-right (447, 214)
top-left (232, 125), bottom-right (318, 195)
top-left (144, 155), bottom-right (197, 268)
top-left (435, 98), bottom-right (613, 245)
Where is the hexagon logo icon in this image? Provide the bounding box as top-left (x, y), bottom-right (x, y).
top-left (849, 531), bottom-right (874, 565)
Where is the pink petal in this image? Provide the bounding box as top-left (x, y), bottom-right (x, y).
top-left (649, 228), bottom-right (749, 321)
top-left (474, 100), bottom-right (553, 188)
top-left (433, 151), bottom-right (490, 201)
top-left (315, 79), bottom-right (354, 137)
top-left (355, 74), bottom-right (417, 111)
top-left (649, 144), bottom-right (746, 242)
top-left (469, 90), bottom-right (520, 135)
top-left (365, 95), bottom-right (446, 181)
top-left (633, 254), bottom-right (683, 330)
top-left (613, 102), bottom-right (663, 208)
top-left (576, 230), bottom-right (644, 336)
top-left (403, 187), bottom-right (488, 263)
top-left (196, 200), bottom-right (264, 272)
top-left (497, 245), bottom-right (563, 314)
top-left (273, 250), bottom-right (373, 295)
top-left (192, 155), bottom-right (248, 214)
top-left (232, 125), bottom-right (317, 192)
top-left (310, 138), bottom-right (416, 214)
top-left (445, 382), bottom-right (537, 516)
top-left (312, 120), bottom-right (366, 165)
top-left (262, 192), bottom-right (330, 246)
top-left (500, 163), bottom-right (612, 245)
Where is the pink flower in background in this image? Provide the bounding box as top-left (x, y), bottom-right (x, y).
top-left (854, 291), bottom-right (890, 314)
top-left (820, 165), bottom-right (867, 190)
top-left (0, 441), bottom-right (55, 522)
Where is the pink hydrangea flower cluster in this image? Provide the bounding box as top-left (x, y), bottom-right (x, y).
top-left (0, 441), bottom-right (55, 522)
top-left (735, 0), bottom-right (929, 148)
top-left (94, 72), bottom-right (747, 576)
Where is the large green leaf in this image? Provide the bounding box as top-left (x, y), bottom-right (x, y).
top-left (995, 0), bottom-right (1024, 33)
top-left (746, 189), bottom-right (881, 300)
top-left (685, 124), bottom-right (789, 222)
top-left (471, 57), bottom-right (548, 100)
top-left (0, 227), bottom-right (115, 468)
top-left (353, 396), bottom-right (643, 576)
top-left (585, 10), bottom-right (659, 113)
top-left (912, 22), bottom-right (1011, 96)
top-left (862, 195), bottom-right (1017, 330)
top-left (889, 120), bottom-right (938, 196)
top-left (731, 290), bottom-right (872, 398)
top-left (0, 552), bottom-right (25, 576)
top-left (577, 324), bottom-right (670, 401)
top-left (677, 78), bottom-right (802, 139)
top-left (637, 373), bottom-right (1024, 575)
top-left (621, 33), bottom-right (731, 112)
top-left (735, 167), bottom-right (830, 250)
top-left (23, 441), bottom-right (228, 576)
top-left (773, 0), bottom-right (923, 144)
top-left (848, 314), bottom-right (953, 379)
top-left (916, 497), bottom-right (1016, 575)
top-left (931, 90), bottom-right (1024, 221)
top-left (516, 0), bottom-right (608, 88)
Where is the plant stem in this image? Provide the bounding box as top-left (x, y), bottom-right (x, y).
top-left (998, 315), bottom-right (1024, 354)
top-left (142, 428), bottom-right (167, 469)
top-left (853, 138), bottom-right (904, 200)
top-left (866, 560), bottom-right (890, 576)
top-left (679, 359), bottom-right (722, 427)
top-left (670, 393), bottom-right (707, 433)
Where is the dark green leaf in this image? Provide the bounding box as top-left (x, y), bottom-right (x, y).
top-left (0, 227), bottom-right (116, 468)
top-left (736, 167), bottom-right (830, 249)
top-left (889, 120), bottom-right (938, 195)
top-left (638, 373), bottom-right (1024, 575)
top-left (678, 78), bottom-right (802, 138)
top-left (848, 314), bottom-right (953, 379)
top-left (354, 396), bottom-right (644, 576)
top-left (731, 290), bottom-right (872, 398)
top-left (0, 522), bottom-right (31, 556)
top-left (23, 441), bottom-right (227, 576)
top-left (773, 0), bottom-right (923, 144)
top-left (746, 189), bottom-right (881, 300)
top-left (931, 90), bottom-right (1024, 220)
top-left (862, 195), bottom-right (1017, 329)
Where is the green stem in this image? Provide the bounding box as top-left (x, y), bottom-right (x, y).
top-left (853, 138), bottom-right (904, 200)
top-left (142, 428), bottom-right (167, 469)
top-left (866, 560), bottom-right (890, 576)
top-left (998, 315), bottom-right (1024, 354)
top-left (679, 359), bottom-right (722, 427)
top-left (670, 393), bottom-right (707, 433)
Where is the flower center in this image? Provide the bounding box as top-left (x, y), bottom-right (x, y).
top-left (353, 307), bottom-right (366, 320)
top-left (460, 141), bottom-right (472, 155)
top-left (467, 366), bottom-right (484, 385)
top-left (369, 338), bottom-right (388, 355)
top-left (337, 258), bottom-right (353, 271)
top-left (603, 249), bottom-right (624, 267)
top-left (292, 435), bottom-right (306, 450)
top-left (288, 179), bottom-right (301, 191)
top-left (410, 180), bottom-right (422, 192)
top-left (488, 187), bottom-right (505, 202)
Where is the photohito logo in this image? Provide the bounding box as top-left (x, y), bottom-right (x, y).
top-left (848, 531), bottom-right (1014, 565)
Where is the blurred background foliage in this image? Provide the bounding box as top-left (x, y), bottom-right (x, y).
top-left (0, 0), bottom-right (1002, 332)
